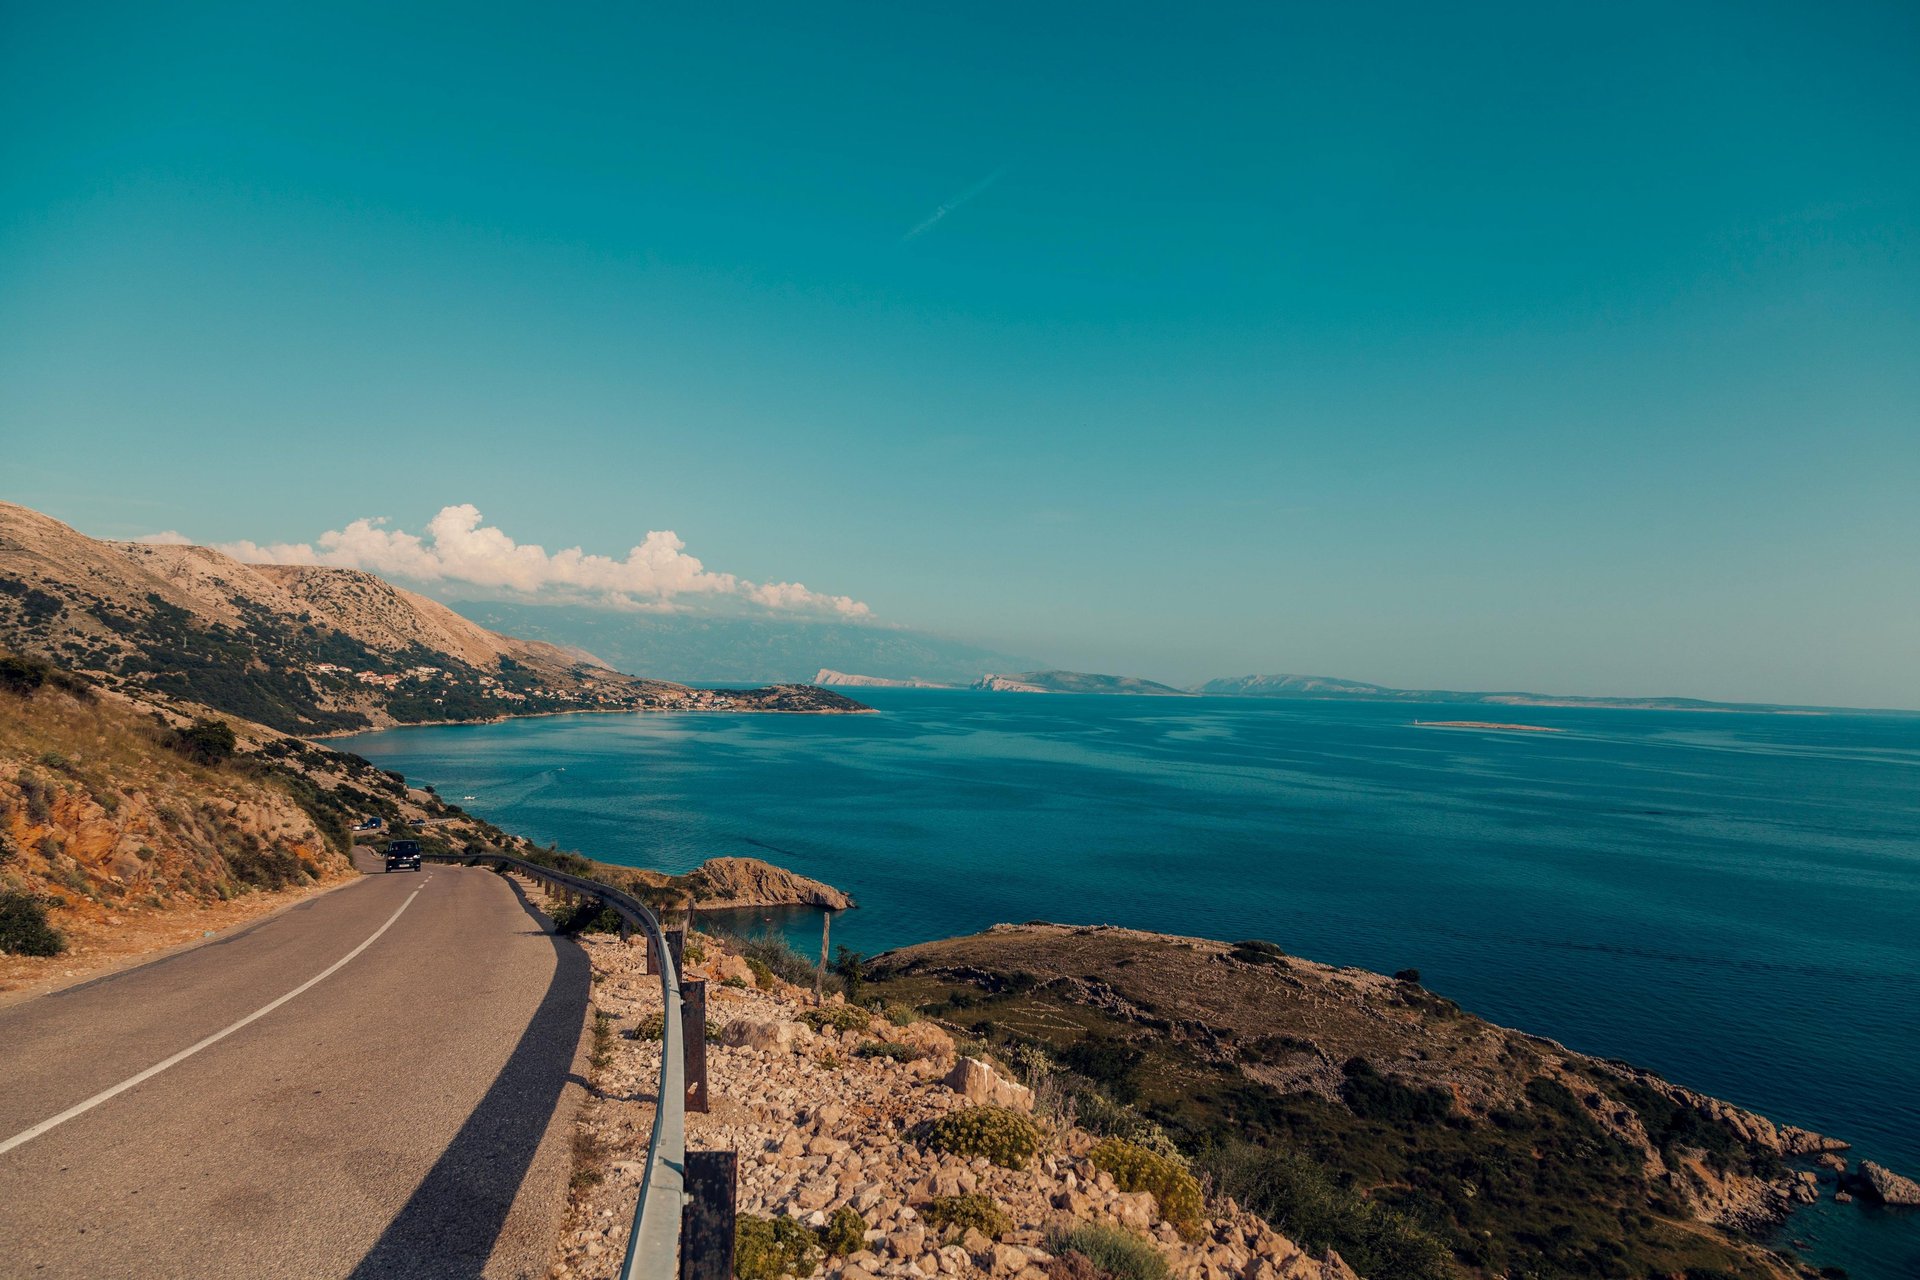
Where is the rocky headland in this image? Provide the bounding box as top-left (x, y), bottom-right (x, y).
top-left (551, 917), bottom-right (1354, 1280)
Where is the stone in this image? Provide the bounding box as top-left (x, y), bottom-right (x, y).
top-left (942, 1056), bottom-right (1035, 1112)
top-left (720, 1018), bottom-right (807, 1053)
top-left (793, 1174), bottom-right (837, 1211)
top-left (1858, 1161), bottom-right (1920, 1206)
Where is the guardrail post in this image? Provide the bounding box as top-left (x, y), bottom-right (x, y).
top-left (679, 1150), bottom-right (735, 1280)
top-left (643, 930), bottom-right (657, 974)
top-left (682, 980), bottom-right (709, 1113)
top-left (665, 929), bottom-right (684, 974)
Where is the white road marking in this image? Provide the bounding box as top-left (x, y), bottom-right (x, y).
top-left (0, 884), bottom-right (426, 1158)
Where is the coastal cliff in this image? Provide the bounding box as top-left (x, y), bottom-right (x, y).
top-left (865, 923), bottom-right (1858, 1279)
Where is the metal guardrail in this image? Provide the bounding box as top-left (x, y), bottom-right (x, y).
top-left (422, 850), bottom-right (686, 1279)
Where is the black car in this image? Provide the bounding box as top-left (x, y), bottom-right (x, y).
top-left (385, 839), bottom-right (423, 873)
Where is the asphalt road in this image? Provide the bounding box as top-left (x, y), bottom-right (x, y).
top-left (0, 853), bottom-right (591, 1279)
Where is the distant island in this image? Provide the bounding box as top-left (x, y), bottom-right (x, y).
top-left (1195, 673), bottom-right (1895, 714)
top-left (813, 668), bottom-right (955, 689)
top-left (971, 670), bottom-right (1193, 696)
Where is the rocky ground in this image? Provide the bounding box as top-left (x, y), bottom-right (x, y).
top-left (550, 922), bottom-right (1353, 1280)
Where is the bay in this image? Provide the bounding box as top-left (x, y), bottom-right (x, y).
top-left (341, 690), bottom-right (1920, 1276)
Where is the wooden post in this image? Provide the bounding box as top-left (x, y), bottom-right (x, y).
top-left (814, 909), bottom-right (832, 1006)
top-left (683, 979), bottom-right (709, 1113)
top-left (665, 928), bottom-right (685, 975)
top-left (679, 1149), bottom-right (736, 1280)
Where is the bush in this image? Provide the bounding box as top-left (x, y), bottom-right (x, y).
top-left (169, 718), bottom-right (237, 766)
top-left (746, 956), bottom-right (775, 990)
top-left (734, 1213), bottom-right (821, 1279)
top-left (1046, 1223), bottom-right (1168, 1280)
top-left (1060, 1036), bottom-right (1145, 1102)
top-left (1088, 1138), bottom-right (1205, 1241)
top-left (722, 975), bottom-right (747, 989)
top-left (1393, 968), bottom-right (1421, 984)
top-left (552, 899), bottom-right (621, 935)
top-left (0, 890), bottom-right (67, 956)
top-left (801, 1005), bottom-right (871, 1034)
top-left (854, 1040), bottom-right (927, 1063)
top-left (833, 944), bottom-right (865, 1001)
top-left (925, 1192), bottom-right (1011, 1240)
top-left (883, 1001), bottom-right (921, 1027)
top-left (712, 928), bottom-right (836, 992)
top-left (818, 1205), bottom-right (866, 1257)
top-left (924, 1105), bottom-right (1045, 1169)
top-left (0, 653), bottom-right (49, 695)
top-left (1228, 939), bottom-right (1288, 966)
top-left (1202, 1141), bottom-right (1452, 1280)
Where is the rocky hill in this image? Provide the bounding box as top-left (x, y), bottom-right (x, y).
top-left (867, 924), bottom-right (1863, 1280)
top-left (0, 660), bottom-right (360, 983)
top-left (815, 670), bottom-right (954, 689)
top-left (551, 921), bottom-right (1351, 1280)
top-left (972, 671), bottom-right (1191, 697)
top-left (0, 502), bottom-right (866, 734)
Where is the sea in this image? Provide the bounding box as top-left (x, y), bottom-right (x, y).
top-left (340, 690), bottom-right (1920, 1277)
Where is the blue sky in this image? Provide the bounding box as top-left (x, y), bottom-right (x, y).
top-left (3, 2), bottom-right (1916, 706)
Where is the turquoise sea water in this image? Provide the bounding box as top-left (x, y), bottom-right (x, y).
top-left (341, 691), bottom-right (1920, 1277)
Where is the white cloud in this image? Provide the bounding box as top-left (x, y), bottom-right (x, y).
top-left (159, 505), bottom-right (873, 619)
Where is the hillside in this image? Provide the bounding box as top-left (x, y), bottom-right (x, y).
top-left (869, 924), bottom-right (1856, 1280)
top-left (0, 661), bottom-right (359, 982)
top-left (972, 671), bottom-right (1191, 697)
top-left (0, 502), bottom-right (865, 734)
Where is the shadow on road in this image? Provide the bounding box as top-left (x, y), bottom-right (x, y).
top-left (347, 879), bottom-right (590, 1279)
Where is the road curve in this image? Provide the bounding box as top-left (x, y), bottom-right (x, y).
top-left (0, 853), bottom-right (591, 1279)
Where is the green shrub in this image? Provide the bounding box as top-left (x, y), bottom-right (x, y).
top-left (924, 1105), bottom-right (1045, 1169)
top-left (818, 1205), bottom-right (866, 1258)
top-left (0, 890), bottom-right (67, 956)
top-left (626, 1011), bottom-right (719, 1041)
top-left (1046, 1223), bottom-right (1168, 1280)
top-left (1228, 939), bottom-right (1288, 966)
top-left (883, 1001), bottom-right (921, 1027)
top-left (0, 653), bottom-right (50, 695)
top-left (1059, 1037), bottom-right (1144, 1102)
top-left (746, 956), bottom-right (775, 990)
top-left (833, 944), bottom-right (865, 1001)
top-left (925, 1192), bottom-right (1011, 1241)
top-left (552, 899), bottom-right (621, 934)
top-left (801, 1005), bottom-right (871, 1034)
top-left (1088, 1138), bottom-right (1205, 1241)
top-left (854, 1040), bottom-right (927, 1062)
top-left (169, 718), bottom-right (237, 766)
top-left (722, 974), bottom-right (748, 989)
top-left (711, 928), bottom-right (839, 993)
top-left (734, 1213), bottom-right (821, 1279)
top-left (1202, 1141), bottom-right (1452, 1280)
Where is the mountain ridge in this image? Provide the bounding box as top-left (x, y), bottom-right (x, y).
top-left (0, 501), bottom-right (866, 734)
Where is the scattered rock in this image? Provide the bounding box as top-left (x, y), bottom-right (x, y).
top-left (1857, 1161), bottom-right (1920, 1206)
top-left (941, 1056), bottom-right (1034, 1111)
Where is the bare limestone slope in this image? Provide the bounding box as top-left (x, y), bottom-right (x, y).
top-left (549, 918), bottom-right (1350, 1280)
top-left (0, 674), bottom-right (358, 993)
top-left (0, 501), bottom-right (866, 733)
